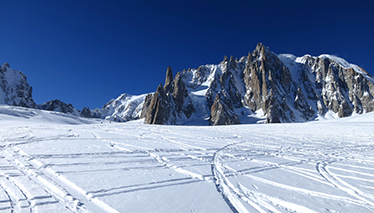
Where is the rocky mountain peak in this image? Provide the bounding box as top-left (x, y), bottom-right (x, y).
top-left (141, 43), bottom-right (374, 125)
top-left (5, 44), bottom-right (372, 126)
top-left (2, 62), bottom-right (10, 68)
top-left (164, 66), bottom-right (174, 93)
top-left (38, 99), bottom-right (80, 116)
top-left (0, 63), bottom-right (36, 108)
top-left (222, 56), bottom-right (229, 63)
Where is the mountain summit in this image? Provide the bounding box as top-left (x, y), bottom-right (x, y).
top-left (142, 43), bottom-right (374, 125)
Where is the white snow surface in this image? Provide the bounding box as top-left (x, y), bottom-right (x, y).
top-left (99, 93), bottom-right (149, 122)
top-left (0, 105), bottom-right (374, 212)
top-left (277, 54), bottom-right (300, 82)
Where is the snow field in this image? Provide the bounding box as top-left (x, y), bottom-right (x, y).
top-left (0, 105), bottom-right (374, 212)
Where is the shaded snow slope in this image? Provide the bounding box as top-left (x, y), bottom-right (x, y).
top-left (0, 106), bottom-right (373, 212)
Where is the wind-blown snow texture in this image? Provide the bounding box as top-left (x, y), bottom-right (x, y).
top-left (0, 105), bottom-right (373, 212)
top-left (143, 43), bottom-right (374, 125)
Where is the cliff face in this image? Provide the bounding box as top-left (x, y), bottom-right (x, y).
top-left (293, 55), bottom-right (374, 117)
top-left (143, 67), bottom-right (195, 125)
top-left (0, 63), bottom-right (36, 108)
top-left (142, 43), bottom-right (374, 125)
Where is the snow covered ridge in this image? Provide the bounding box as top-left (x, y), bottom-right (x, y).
top-left (142, 43), bottom-right (374, 125)
top-left (34, 93), bottom-right (149, 122)
top-left (97, 93), bottom-right (149, 122)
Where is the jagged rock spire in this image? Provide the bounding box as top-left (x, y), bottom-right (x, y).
top-left (141, 43), bottom-right (374, 126)
top-left (164, 66), bottom-right (174, 93)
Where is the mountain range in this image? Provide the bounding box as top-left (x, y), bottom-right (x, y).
top-left (2, 43), bottom-right (373, 125)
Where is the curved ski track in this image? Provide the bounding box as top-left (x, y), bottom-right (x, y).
top-left (0, 123), bottom-right (373, 212)
top-left (211, 139), bottom-right (374, 213)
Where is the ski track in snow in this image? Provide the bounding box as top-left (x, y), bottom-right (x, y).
top-left (0, 117), bottom-right (373, 212)
top-left (211, 138), bottom-right (374, 213)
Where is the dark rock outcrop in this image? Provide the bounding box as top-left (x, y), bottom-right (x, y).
top-left (38, 99), bottom-right (80, 116)
top-left (143, 67), bottom-right (195, 124)
top-left (140, 93), bottom-right (153, 118)
top-left (209, 94), bottom-right (240, 125)
top-left (0, 63), bottom-right (36, 108)
top-left (243, 43), bottom-right (302, 123)
top-left (81, 107), bottom-right (92, 118)
top-left (144, 84), bottom-right (176, 124)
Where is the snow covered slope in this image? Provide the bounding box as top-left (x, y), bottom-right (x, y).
top-left (100, 93), bottom-right (148, 121)
top-left (0, 105), bottom-right (99, 125)
top-left (82, 93), bottom-right (149, 122)
top-left (0, 105), bottom-right (373, 212)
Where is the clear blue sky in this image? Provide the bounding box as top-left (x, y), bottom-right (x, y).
top-left (1, 0), bottom-right (373, 109)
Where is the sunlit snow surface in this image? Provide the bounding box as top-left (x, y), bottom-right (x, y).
top-left (0, 105), bottom-right (373, 213)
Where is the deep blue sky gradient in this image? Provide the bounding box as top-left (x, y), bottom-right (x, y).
top-left (1, 0), bottom-right (373, 109)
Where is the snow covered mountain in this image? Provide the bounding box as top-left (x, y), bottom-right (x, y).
top-left (81, 93), bottom-right (149, 122)
top-left (0, 63), bottom-right (36, 108)
top-left (2, 43), bottom-right (373, 125)
top-left (143, 43), bottom-right (374, 125)
top-left (0, 62), bottom-right (147, 122)
top-left (38, 99), bottom-right (81, 117)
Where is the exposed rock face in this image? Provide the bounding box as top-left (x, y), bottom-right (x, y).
top-left (142, 43), bottom-right (374, 125)
top-left (243, 44), bottom-right (301, 122)
top-left (164, 66), bottom-right (174, 93)
top-left (0, 63), bottom-right (36, 108)
top-left (279, 54), bottom-right (374, 120)
top-left (209, 94), bottom-right (240, 125)
top-left (80, 107), bottom-right (92, 118)
top-left (143, 67), bottom-right (195, 124)
top-left (38, 99), bottom-right (80, 116)
top-left (144, 84), bottom-right (176, 124)
top-left (140, 93), bottom-right (153, 118)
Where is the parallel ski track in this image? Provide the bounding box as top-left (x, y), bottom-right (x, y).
top-left (2, 124), bottom-right (373, 213)
top-left (0, 138), bottom-right (120, 213)
top-left (212, 139), bottom-right (374, 213)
